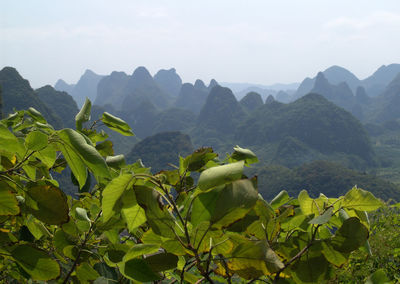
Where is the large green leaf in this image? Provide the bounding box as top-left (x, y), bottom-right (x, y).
top-left (34, 144), bottom-right (56, 168)
top-left (181, 147), bottom-right (218, 172)
top-left (120, 259), bottom-right (161, 282)
top-left (123, 244), bottom-right (160, 262)
top-left (309, 207), bottom-right (334, 225)
top-left (227, 240), bottom-right (284, 279)
top-left (270, 190), bottom-right (291, 210)
top-left (121, 188), bottom-right (146, 232)
top-left (25, 131), bottom-right (48, 151)
top-left (102, 174), bottom-right (134, 222)
top-left (321, 241), bottom-right (347, 266)
top-left (198, 161), bottom-right (244, 190)
top-left (75, 98), bottom-right (91, 131)
top-left (145, 252), bottom-right (178, 272)
top-left (135, 185), bottom-right (176, 238)
top-left (0, 182), bottom-right (20, 215)
top-left (58, 128), bottom-right (111, 179)
top-left (27, 107), bottom-right (46, 123)
top-left (343, 187), bottom-right (383, 211)
top-left (25, 180), bottom-right (69, 225)
top-left (331, 217), bottom-right (369, 253)
top-left (11, 244), bottom-right (60, 280)
top-left (191, 179), bottom-right (258, 228)
top-left (291, 255), bottom-right (330, 283)
top-left (76, 262), bottom-right (100, 283)
top-left (298, 190), bottom-right (326, 216)
top-left (101, 112), bottom-right (134, 136)
top-left (231, 145), bottom-right (258, 164)
top-left (56, 141), bottom-right (87, 188)
top-left (0, 124), bottom-right (26, 157)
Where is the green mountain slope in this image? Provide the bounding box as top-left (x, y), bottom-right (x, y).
top-left (236, 93), bottom-right (375, 167)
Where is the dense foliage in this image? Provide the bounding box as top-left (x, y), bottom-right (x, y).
top-left (0, 100), bottom-right (390, 283)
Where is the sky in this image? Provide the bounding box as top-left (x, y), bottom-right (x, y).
top-left (1, 0), bottom-right (400, 88)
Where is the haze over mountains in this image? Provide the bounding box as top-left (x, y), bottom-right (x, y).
top-left (2, 63), bottom-right (400, 200)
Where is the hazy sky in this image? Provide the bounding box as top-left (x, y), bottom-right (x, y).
top-left (1, 0), bottom-right (400, 88)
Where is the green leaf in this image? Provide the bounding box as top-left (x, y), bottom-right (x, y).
top-left (291, 255), bottom-right (330, 283)
top-left (75, 97), bottom-right (92, 131)
top-left (231, 145), bottom-right (258, 164)
top-left (25, 180), bottom-right (69, 225)
top-left (198, 161), bottom-right (244, 190)
top-left (343, 187), bottom-right (383, 211)
top-left (123, 244), bottom-right (160, 262)
top-left (321, 241), bottom-right (347, 266)
top-left (102, 173), bottom-right (134, 222)
top-left (75, 207), bottom-right (91, 222)
top-left (270, 190), bottom-right (291, 209)
top-left (76, 263), bottom-right (100, 283)
top-left (181, 147), bottom-right (218, 172)
top-left (298, 190), bottom-right (325, 216)
top-left (56, 140), bottom-right (87, 188)
top-left (101, 112), bottom-right (134, 136)
top-left (25, 131), bottom-right (48, 151)
top-left (96, 140), bottom-right (114, 156)
top-left (0, 182), bottom-right (20, 215)
top-left (0, 124), bottom-right (26, 157)
top-left (106, 154), bottom-right (126, 168)
top-left (121, 188), bottom-right (146, 232)
top-left (34, 144), bottom-right (56, 168)
top-left (11, 244), bottom-right (60, 281)
top-left (309, 207), bottom-right (334, 225)
top-left (365, 269), bottom-right (391, 284)
top-left (145, 252), bottom-right (178, 272)
top-left (120, 259), bottom-right (161, 282)
top-left (331, 217), bottom-right (369, 253)
top-left (58, 128), bottom-right (111, 179)
top-left (135, 185), bottom-right (176, 238)
top-left (192, 179), bottom-right (258, 228)
top-left (228, 240), bottom-right (284, 279)
top-left (27, 107), bottom-right (46, 123)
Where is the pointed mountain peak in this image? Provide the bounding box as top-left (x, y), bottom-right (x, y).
top-left (132, 66), bottom-right (152, 79)
top-left (194, 79), bottom-right (207, 90)
top-left (208, 79), bottom-right (218, 90)
top-left (315, 72), bottom-right (329, 87)
top-left (265, 94), bottom-right (275, 104)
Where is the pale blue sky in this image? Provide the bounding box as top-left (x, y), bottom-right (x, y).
top-left (1, 0), bottom-right (400, 88)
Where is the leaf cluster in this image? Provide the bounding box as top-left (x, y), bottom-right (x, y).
top-left (0, 99), bottom-right (388, 283)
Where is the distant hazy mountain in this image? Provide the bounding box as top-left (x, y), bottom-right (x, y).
top-left (152, 108), bottom-right (196, 134)
top-left (119, 66), bottom-right (171, 111)
top-left (236, 93), bottom-right (374, 166)
top-left (36, 85), bottom-right (79, 128)
top-left (174, 82), bottom-right (208, 114)
top-left (56, 70), bottom-right (104, 107)
top-left (126, 131), bottom-right (193, 173)
top-left (220, 82), bottom-right (299, 93)
top-left (310, 72), bottom-right (355, 111)
top-left (275, 90), bottom-right (291, 103)
top-left (0, 67), bottom-right (62, 128)
top-left (294, 64), bottom-right (400, 99)
top-left (362, 64), bottom-right (400, 97)
top-left (197, 85), bottom-right (246, 136)
top-left (372, 73), bottom-right (400, 123)
top-left (94, 71), bottom-right (129, 109)
top-left (239, 92), bottom-right (264, 112)
top-left (0, 85), bottom-right (3, 118)
top-left (154, 68), bottom-right (182, 97)
top-left (295, 66), bottom-right (360, 98)
top-left (54, 79), bottom-right (75, 94)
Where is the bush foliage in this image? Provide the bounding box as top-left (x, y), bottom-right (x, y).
top-left (0, 100), bottom-right (390, 283)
